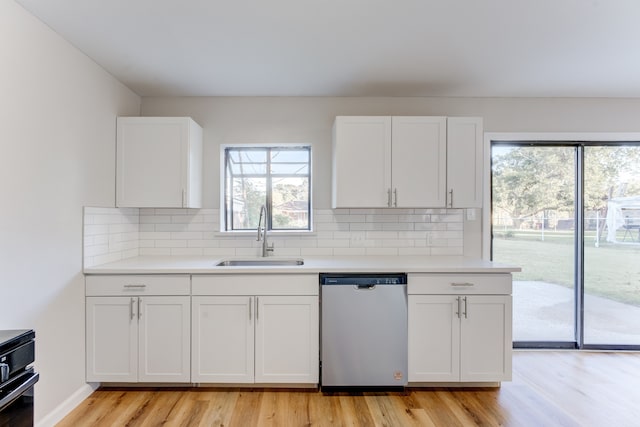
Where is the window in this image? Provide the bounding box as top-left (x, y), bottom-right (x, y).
top-left (223, 146), bottom-right (311, 231)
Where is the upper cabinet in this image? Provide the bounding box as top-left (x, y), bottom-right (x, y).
top-left (446, 117), bottom-right (483, 208)
top-left (332, 116), bottom-right (483, 209)
top-left (116, 117), bottom-right (203, 208)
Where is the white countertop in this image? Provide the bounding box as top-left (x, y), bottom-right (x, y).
top-left (84, 255), bottom-right (520, 274)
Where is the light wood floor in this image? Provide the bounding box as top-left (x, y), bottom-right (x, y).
top-left (57, 351), bottom-right (640, 427)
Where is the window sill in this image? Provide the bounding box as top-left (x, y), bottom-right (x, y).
top-left (214, 230), bottom-right (317, 238)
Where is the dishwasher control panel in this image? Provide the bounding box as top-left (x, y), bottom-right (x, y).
top-left (319, 273), bottom-right (407, 286)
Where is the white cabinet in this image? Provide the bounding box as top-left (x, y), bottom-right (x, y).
top-left (192, 296), bottom-right (253, 383)
top-left (191, 275), bottom-right (319, 385)
top-left (407, 274), bottom-right (512, 383)
top-left (332, 116), bottom-right (482, 208)
top-left (332, 116), bottom-right (446, 208)
top-left (116, 116), bottom-right (203, 208)
top-left (446, 117), bottom-right (483, 208)
top-left (85, 275), bottom-right (191, 383)
top-left (332, 116), bottom-right (392, 208)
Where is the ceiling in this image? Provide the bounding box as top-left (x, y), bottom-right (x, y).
top-left (15, 0), bottom-right (640, 98)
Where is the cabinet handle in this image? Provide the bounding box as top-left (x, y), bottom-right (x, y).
top-left (463, 296), bottom-right (468, 319)
top-left (182, 189), bottom-right (186, 207)
top-left (451, 282), bottom-right (475, 287)
top-left (249, 297), bottom-right (252, 321)
top-left (138, 298), bottom-right (142, 319)
top-left (448, 189), bottom-right (454, 208)
top-left (387, 188), bottom-right (392, 207)
top-left (256, 297), bottom-right (259, 320)
top-left (130, 298), bottom-right (135, 320)
top-left (393, 188), bottom-right (398, 207)
top-left (124, 284), bottom-right (146, 289)
top-left (456, 296), bottom-right (461, 319)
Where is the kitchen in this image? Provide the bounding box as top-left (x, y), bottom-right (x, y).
top-left (2, 0), bottom-right (640, 426)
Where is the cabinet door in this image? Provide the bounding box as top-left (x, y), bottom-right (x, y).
top-left (191, 296), bottom-right (254, 383)
top-left (255, 296), bottom-right (319, 384)
top-left (408, 295), bottom-right (460, 382)
top-left (86, 297), bottom-right (137, 382)
top-left (138, 296), bottom-right (191, 382)
top-left (392, 117), bottom-right (447, 207)
top-left (332, 116), bottom-right (392, 208)
top-left (460, 295), bottom-right (512, 382)
top-left (116, 117), bottom-right (202, 208)
top-left (446, 117), bottom-right (483, 208)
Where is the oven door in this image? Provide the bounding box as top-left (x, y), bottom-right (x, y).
top-left (0, 368), bottom-right (39, 427)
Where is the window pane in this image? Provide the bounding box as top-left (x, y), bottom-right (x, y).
top-left (227, 149), bottom-right (267, 175)
top-left (230, 177), bottom-right (266, 230)
top-left (492, 145), bottom-right (576, 343)
top-left (272, 177), bottom-right (309, 229)
top-left (270, 149), bottom-right (310, 175)
top-left (584, 145), bottom-right (640, 345)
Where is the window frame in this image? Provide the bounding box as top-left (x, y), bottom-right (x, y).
top-left (221, 144), bottom-right (312, 233)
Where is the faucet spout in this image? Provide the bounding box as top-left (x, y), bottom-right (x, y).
top-left (256, 205), bottom-right (274, 257)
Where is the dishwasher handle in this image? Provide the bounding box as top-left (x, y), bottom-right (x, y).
top-left (354, 284), bottom-right (376, 290)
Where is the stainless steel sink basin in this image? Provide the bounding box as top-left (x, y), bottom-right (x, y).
top-left (215, 258), bottom-right (304, 267)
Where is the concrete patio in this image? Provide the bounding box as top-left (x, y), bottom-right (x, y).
top-left (513, 280), bottom-right (640, 345)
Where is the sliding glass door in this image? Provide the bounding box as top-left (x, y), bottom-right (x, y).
top-left (492, 142), bottom-right (640, 349)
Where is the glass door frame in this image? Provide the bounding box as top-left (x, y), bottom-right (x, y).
top-left (484, 132), bottom-right (640, 351)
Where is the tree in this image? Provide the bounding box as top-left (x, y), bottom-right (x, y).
top-left (493, 146), bottom-right (574, 228)
top-left (492, 145), bottom-right (640, 229)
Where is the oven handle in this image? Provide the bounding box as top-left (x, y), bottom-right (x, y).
top-left (0, 371), bottom-right (39, 413)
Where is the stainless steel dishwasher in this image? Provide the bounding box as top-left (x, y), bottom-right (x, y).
top-left (320, 273), bottom-right (407, 389)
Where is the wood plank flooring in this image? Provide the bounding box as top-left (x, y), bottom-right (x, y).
top-left (57, 351), bottom-right (640, 426)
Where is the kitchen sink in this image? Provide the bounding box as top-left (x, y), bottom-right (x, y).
top-left (215, 258), bottom-right (304, 267)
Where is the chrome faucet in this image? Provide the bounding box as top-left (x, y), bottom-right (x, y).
top-left (256, 204), bottom-right (274, 257)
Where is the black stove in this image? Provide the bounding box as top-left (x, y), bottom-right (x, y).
top-left (0, 329), bottom-right (38, 427)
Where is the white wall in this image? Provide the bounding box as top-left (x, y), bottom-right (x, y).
top-left (141, 96), bottom-right (640, 256)
top-left (0, 1), bottom-right (140, 424)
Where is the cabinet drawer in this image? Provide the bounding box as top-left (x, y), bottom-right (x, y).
top-left (408, 273), bottom-right (511, 295)
top-left (192, 274), bottom-right (318, 296)
top-left (86, 275), bottom-right (190, 296)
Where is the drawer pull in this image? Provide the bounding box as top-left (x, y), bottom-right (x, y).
top-left (124, 284), bottom-right (147, 289)
top-left (450, 282), bottom-right (475, 287)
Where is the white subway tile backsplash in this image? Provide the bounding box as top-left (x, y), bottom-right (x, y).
top-left (333, 248), bottom-right (366, 256)
top-left (431, 247), bottom-right (464, 255)
top-left (366, 214), bottom-right (399, 223)
top-left (202, 247), bottom-right (236, 256)
top-left (382, 223), bottom-right (414, 231)
top-left (171, 248), bottom-right (204, 256)
top-left (366, 248), bottom-right (399, 256)
top-left (139, 248), bottom-right (171, 256)
top-left (171, 231), bottom-right (203, 240)
top-left (83, 206), bottom-right (465, 265)
top-left (315, 222), bottom-right (349, 232)
top-left (349, 223), bottom-right (383, 231)
top-left (140, 215), bottom-right (171, 224)
top-left (188, 240), bottom-right (220, 248)
top-left (156, 239), bottom-right (186, 248)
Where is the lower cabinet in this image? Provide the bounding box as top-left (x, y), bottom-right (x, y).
top-left (408, 274), bottom-right (513, 383)
top-left (86, 295), bottom-right (191, 382)
top-left (85, 275), bottom-right (191, 383)
top-left (191, 274), bottom-right (319, 385)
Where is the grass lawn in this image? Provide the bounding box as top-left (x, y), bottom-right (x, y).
top-left (493, 230), bottom-right (640, 307)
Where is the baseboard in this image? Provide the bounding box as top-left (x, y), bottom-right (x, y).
top-left (36, 382), bottom-right (99, 427)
